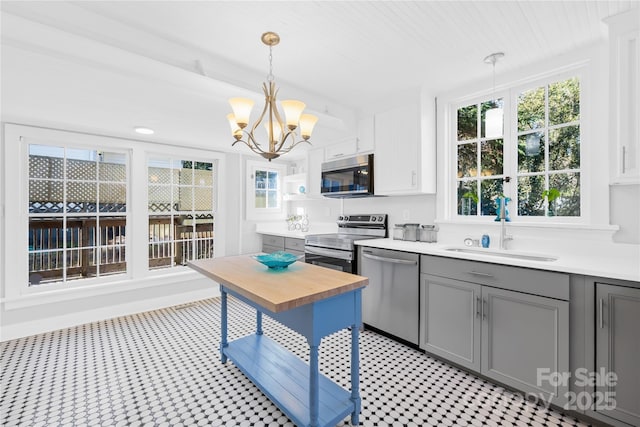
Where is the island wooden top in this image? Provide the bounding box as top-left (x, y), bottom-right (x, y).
top-left (188, 255), bottom-right (368, 313)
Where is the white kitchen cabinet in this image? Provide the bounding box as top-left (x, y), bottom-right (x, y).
top-left (420, 255), bottom-right (569, 407)
top-left (324, 139), bottom-right (357, 160)
top-left (306, 146), bottom-right (324, 198)
top-left (374, 99), bottom-right (435, 195)
top-left (606, 8), bottom-right (640, 184)
top-left (595, 283), bottom-right (640, 426)
top-left (356, 115), bottom-right (375, 153)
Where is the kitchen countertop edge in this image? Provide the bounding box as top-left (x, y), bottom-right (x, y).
top-left (355, 238), bottom-right (640, 283)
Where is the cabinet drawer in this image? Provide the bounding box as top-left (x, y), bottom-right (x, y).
top-left (262, 244), bottom-right (282, 254)
top-left (262, 235), bottom-right (284, 249)
top-left (421, 255), bottom-right (569, 300)
top-left (285, 237), bottom-right (305, 252)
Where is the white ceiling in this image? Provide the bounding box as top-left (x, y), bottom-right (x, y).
top-left (1, 1), bottom-right (638, 156)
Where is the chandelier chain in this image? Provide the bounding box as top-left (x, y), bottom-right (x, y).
top-left (268, 45), bottom-right (274, 82)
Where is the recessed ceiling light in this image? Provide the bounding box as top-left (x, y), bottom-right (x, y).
top-left (134, 127), bottom-right (154, 135)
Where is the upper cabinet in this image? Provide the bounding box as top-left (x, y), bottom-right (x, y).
top-left (374, 94), bottom-right (436, 195)
top-left (607, 8), bottom-right (640, 184)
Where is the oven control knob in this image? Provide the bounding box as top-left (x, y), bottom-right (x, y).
top-left (378, 216), bottom-right (384, 222)
top-left (338, 216), bottom-right (344, 221)
top-left (344, 216), bottom-right (349, 221)
top-left (371, 217), bottom-right (377, 222)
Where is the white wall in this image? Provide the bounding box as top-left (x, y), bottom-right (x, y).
top-left (611, 184), bottom-right (640, 243)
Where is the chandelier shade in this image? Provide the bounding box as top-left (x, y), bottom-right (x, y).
top-left (227, 32), bottom-right (318, 161)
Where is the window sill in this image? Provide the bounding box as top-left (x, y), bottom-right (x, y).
top-left (1, 268), bottom-right (206, 310)
top-left (436, 218), bottom-right (620, 232)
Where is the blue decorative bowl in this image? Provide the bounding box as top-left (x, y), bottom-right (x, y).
top-left (252, 251), bottom-right (302, 270)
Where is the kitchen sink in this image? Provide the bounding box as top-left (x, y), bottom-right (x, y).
top-left (444, 247), bottom-right (558, 262)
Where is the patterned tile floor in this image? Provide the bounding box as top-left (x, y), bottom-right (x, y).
top-left (1, 297), bottom-right (590, 427)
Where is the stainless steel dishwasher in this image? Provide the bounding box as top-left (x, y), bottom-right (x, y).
top-left (358, 247), bottom-right (419, 345)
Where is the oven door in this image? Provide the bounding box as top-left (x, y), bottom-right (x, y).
top-left (304, 246), bottom-right (354, 273)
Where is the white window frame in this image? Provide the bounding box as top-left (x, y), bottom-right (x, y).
top-left (245, 159), bottom-right (286, 221)
top-left (448, 66), bottom-right (589, 224)
top-left (147, 156), bottom-right (218, 271)
top-left (2, 124), bottom-right (226, 306)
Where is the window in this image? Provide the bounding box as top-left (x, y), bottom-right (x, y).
top-left (148, 158), bottom-right (216, 270)
top-left (516, 77), bottom-right (580, 217)
top-left (245, 160), bottom-right (286, 220)
top-left (455, 75), bottom-right (581, 220)
top-left (28, 145), bottom-right (127, 285)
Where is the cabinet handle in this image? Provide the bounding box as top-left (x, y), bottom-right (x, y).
top-left (483, 298), bottom-right (488, 320)
top-left (622, 146), bottom-right (626, 174)
top-left (411, 170), bottom-right (417, 186)
top-left (476, 296), bottom-right (481, 318)
top-left (333, 153), bottom-right (344, 158)
top-left (599, 298), bottom-right (604, 329)
top-left (468, 271), bottom-right (494, 278)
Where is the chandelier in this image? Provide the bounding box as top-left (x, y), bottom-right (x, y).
top-left (226, 32), bottom-right (318, 161)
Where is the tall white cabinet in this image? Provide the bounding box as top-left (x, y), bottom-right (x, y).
top-left (607, 8), bottom-right (640, 184)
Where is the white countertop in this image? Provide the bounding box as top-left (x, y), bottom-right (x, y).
top-left (255, 222), bottom-right (337, 239)
top-left (355, 238), bottom-right (640, 283)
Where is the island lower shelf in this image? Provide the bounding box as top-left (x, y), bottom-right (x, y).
top-left (224, 334), bottom-right (354, 427)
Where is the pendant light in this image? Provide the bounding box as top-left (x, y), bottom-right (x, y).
top-left (226, 32), bottom-right (318, 161)
top-left (484, 52), bottom-right (504, 139)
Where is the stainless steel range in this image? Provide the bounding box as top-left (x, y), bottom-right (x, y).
top-left (304, 214), bottom-right (387, 274)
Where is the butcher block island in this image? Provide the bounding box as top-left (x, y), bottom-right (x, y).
top-left (189, 255), bottom-right (368, 427)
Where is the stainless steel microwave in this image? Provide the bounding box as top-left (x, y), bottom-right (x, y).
top-left (321, 154), bottom-right (374, 198)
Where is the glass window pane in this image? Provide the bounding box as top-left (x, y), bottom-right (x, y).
top-left (148, 185), bottom-right (172, 213)
top-left (29, 145), bottom-right (64, 179)
top-left (193, 222), bottom-right (214, 260)
top-left (178, 161), bottom-right (194, 185)
top-left (194, 187), bottom-right (213, 211)
top-left (457, 104), bottom-right (477, 141)
top-left (457, 143), bottom-right (477, 178)
top-left (175, 186), bottom-right (193, 212)
top-left (481, 99), bottom-right (503, 138)
top-left (549, 173), bottom-right (580, 216)
top-left (148, 159), bottom-right (172, 184)
top-left (480, 179), bottom-right (503, 217)
top-left (255, 190), bottom-right (266, 208)
top-left (66, 157), bottom-right (97, 181)
top-left (549, 125), bottom-right (580, 171)
top-left (517, 86), bottom-right (545, 132)
top-left (99, 183), bottom-right (126, 212)
top-left (98, 152), bottom-right (126, 182)
top-left (517, 175), bottom-right (545, 216)
top-left (268, 171), bottom-right (278, 190)
top-left (267, 190), bottom-right (278, 208)
top-left (66, 181), bottom-right (97, 213)
top-left (549, 77), bottom-right (580, 125)
top-left (255, 170), bottom-right (267, 189)
top-left (457, 181), bottom-right (478, 216)
top-left (518, 133), bottom-right (545, 173)
top-left (481, 139), bottom-right (503, 176)
top-left (193, 168), bottom-right (213, 186)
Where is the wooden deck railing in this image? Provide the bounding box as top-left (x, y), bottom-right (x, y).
top-left (29, 217), bottom-right (214, 282)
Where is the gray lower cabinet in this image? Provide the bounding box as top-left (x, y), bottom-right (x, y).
top-left (420, 255), bottom-right (570, 407)
top-left (595, 283), bottom-right (640, 426)
top-left (421, 275), bottom-right (481, 371)
top-left (261, 235), bottom-right (304, 256)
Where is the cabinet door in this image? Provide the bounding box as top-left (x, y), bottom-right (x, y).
top-left (596, 283), bottom-right (640, 426)
top-left (374, 105), bottom-right (420, 195)
top-left (306, 147), bottom-right (324, 197)
top-left (607, 8), bottom-right (640, 184)
top-left (481, 286), bottom-right (569, 406)
top-left (325, 139), bottom-right (357, 160)
top-left (420, 275), bottom-right (481, 372)
top-left (357, 116), bottom-right (375, 153)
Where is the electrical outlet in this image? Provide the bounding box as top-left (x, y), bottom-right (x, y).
top-left (402, 210), bottom-right (410, 220)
